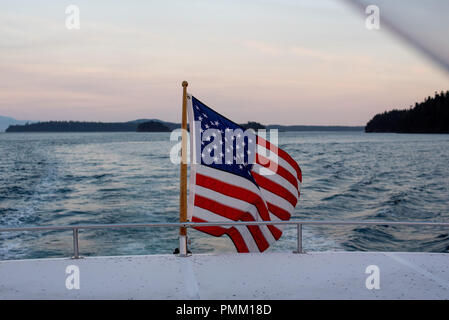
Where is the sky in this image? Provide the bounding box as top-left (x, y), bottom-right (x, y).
top-left (1, 0), bottom-right (448, 125)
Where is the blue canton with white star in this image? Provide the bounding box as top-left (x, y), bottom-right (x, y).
top-left (191, 96), bottom-right (257, 184)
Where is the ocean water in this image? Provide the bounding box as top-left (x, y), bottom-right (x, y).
top-left (0, 131), bottom-right (448, 260)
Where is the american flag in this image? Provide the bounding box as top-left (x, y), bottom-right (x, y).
top-left (187, 95), bottom-right (302, 252)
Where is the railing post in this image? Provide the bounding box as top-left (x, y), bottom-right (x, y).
top-left (72, 228), bottom-right (80, 259)
top-left (294, 223), bottom-right (304, 254)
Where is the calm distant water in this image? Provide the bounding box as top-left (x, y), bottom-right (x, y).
top-left (0, 131), bottom-right (448, 260)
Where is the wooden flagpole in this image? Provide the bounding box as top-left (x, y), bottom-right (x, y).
top-left (179, 80), bottom-right (188, 256)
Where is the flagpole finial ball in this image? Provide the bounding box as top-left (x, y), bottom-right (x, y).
top-left (182, 81), bottom-right (188, 87)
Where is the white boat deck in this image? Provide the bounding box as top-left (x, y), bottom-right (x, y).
top-left (1, 251), bottom-right (448, 299)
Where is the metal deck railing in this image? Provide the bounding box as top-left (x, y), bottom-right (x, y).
top-left (1, 220), bottom-right (449, 259)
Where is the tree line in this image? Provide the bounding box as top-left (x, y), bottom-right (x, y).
top-left (6, 121), bottom-right (139, 132)
top-left (365, 91), bottom-right (449, 133)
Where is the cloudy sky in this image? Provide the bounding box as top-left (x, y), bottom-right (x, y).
top-left (1, 0), bottom-right (448, 125)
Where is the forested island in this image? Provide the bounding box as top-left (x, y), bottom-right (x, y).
top-left (267, 125), bottom-right (364, 131)
top-left (137, 121), bottom-right (170, 132)
top-left (5, 119), bottom-right (365, 133)
top-left (365, 91), bottom-right (449, 133)
top-left (240, 122), bottom-right (266, 130)
top-left (6, 121), bottom-right (137, 132)
top-left (6, 120), bottom-right (177, 133)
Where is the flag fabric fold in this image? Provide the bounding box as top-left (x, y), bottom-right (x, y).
top-left (187, 95), bottom-right (302, 252)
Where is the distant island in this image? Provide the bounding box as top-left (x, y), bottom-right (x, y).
top-left (266, 125), bottom-right (364, 131)
top-left (6, 121), bottom-right (137, 133)
top-left (240, 122), bottom-right (266, 130)
top-left (366, 91), bottom-right (449, 133)
top-left (5, 119), bottom-right (178, 133)
top-left (3, 117), bottom-right (365, 133)
top-left (137, 121), bottom-right (170, 132)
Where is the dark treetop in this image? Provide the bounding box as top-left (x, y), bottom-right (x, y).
top-left (240, 121), bottom-right (266, 130)
top-left (365, 91), bottom-right (449, 133)
top-left (137, 121), bottom-right (170, 132)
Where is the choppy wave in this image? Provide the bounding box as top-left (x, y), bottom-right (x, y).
top-left (0, 131), bottom-right (448, 259)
